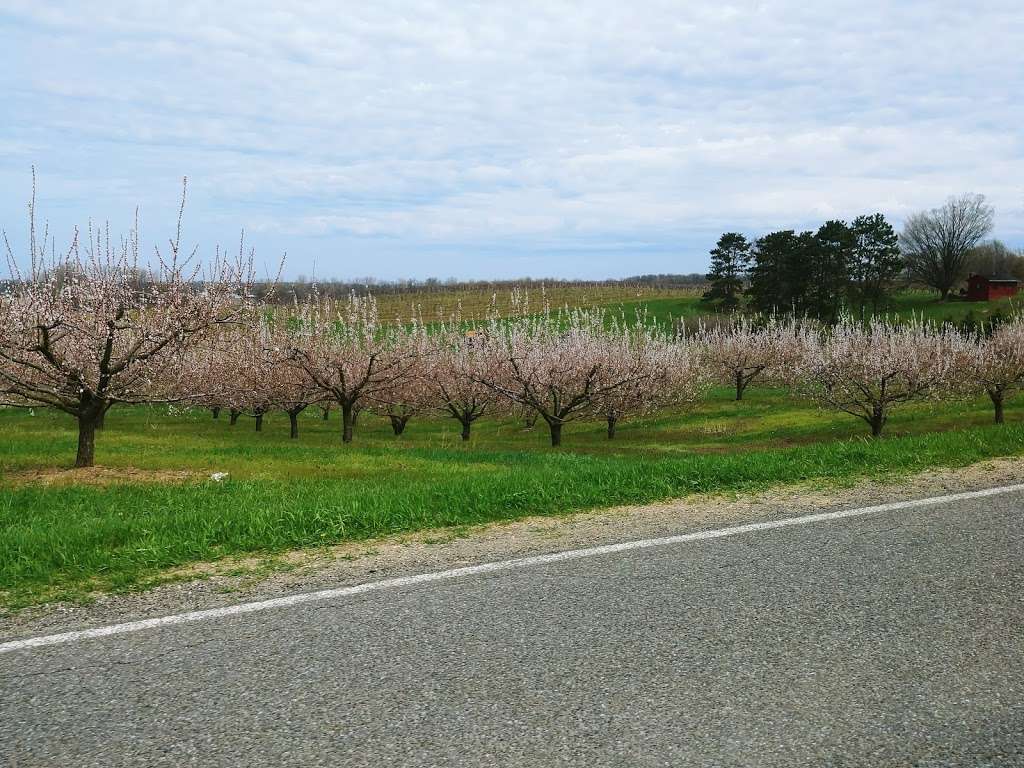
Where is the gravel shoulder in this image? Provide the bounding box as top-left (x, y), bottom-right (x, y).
top-left (3, 456), bottom-right (1023, 643)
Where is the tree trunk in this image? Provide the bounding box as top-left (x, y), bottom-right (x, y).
top-left (212, 407), bottom-right (221, 420)
top-left (351, 408), bottom-right (360, 427)
top-left (341, 402), bottom-right (354, 443)
top-left (75, 413), bottom-right (98, 468)
top-left (549, 420), bottom-right (563, 447)
top-left (289, 410), bottom-right (300, 439)
top-left (735, 370), bottom-right (745, 401)
top-left (229, 409), bottom-right (240, 426)
top-left (321, 408), bottom-right (330, 421)
top-left (606, 415), bottom-right (617, 440)
top-left (254, 412), bottom-right (264, 432)
top-left (869, 406), bottom-right (886, 437)
top-left (990, 389), bottom-right (1005, 424)
top-left (389, 415), bottom-right (409, 436)
top-left (460, 418), bottom-right (472, 441)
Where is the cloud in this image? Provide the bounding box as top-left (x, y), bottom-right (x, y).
top-left (1, 0), bottom-right (1022, 279)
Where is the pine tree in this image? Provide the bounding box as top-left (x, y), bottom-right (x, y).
top-left (747, 230), bottom-right (800, 314)
top-left (850, 213), bottom-right (901, 316)
top-left (808, 220), bottom-right (854, 323)
top-left (703, 232), bottom-right (750, 311)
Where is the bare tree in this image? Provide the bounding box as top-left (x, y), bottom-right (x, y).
top-left (0, 176), bottom-right (253, 467)
top-left (901, 194), bottom-right (995, 300)
top-left (965, 240), bottom-right (1024, 282)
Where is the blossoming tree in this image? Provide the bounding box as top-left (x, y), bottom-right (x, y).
top-left (427, 328), bottom-right (496, 441)
top-left (477, 308), bottom-right (656, 446)
top-left (793, 318), bottom-right (962, 437)
top-left (963, 320), bottom-right (1024, 424)
top-left (699, 316), bottom-right (805, 401)
top-left (284, 293), bottom-right (422, 443)
top-left (0, 180), bottom-right (253, 466)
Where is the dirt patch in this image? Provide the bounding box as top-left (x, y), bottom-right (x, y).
top-left (3, 455), bottom-right (1023, 643)
top-left (3, 465), bottom-right (200, 488)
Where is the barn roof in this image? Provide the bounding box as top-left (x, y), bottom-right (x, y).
top-left (969, 273), bottom-right (1019, 284)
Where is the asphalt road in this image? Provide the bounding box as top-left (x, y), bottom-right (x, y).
top-left (3, 490), bottom-right (1024, 767)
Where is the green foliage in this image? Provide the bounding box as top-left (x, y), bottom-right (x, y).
top-left (808, 220), bottom-right (854, 323)
top-left (850, 213), bottom-right (902, 316)
top-left (747, 230), bottom-right (806, 315)
top-left (743, 213), bottom-right (902, 321)
top-left (703, 232), bottom-right (750, 311)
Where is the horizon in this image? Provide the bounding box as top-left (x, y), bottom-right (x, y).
top-left (3, 1), bottom-right (1023, 280)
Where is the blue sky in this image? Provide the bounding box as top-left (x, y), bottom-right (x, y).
top-left (2, 1), bottom-right (1022, 280)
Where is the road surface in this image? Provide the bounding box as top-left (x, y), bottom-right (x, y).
top-left (3, 488), bottom-right (1023, 766)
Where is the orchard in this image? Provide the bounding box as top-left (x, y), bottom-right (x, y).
top-left (2, 200), bottom-right (1022, 468)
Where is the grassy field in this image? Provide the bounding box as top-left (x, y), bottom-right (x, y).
top-left (313, 284), bottom-right (1022, 331)
top-left (610, 290), bottom-right (1024, 330)
top-left (2, 386), bottom-right (1023, 610)
top-left (369, 284), bottom-right (702, 321)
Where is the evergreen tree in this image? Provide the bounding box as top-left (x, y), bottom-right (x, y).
top-left (787, 231), bottom-right (818, 316)
top-left (850, 213), bottom-right (902, 316)
top-left (808, 220), bottom-right (854, 323)
top-left (747, 230), bottom-right (800, 314)
top-left (703, 232), bottom-right (750, 311)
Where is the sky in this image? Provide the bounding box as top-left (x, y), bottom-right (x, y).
top-left (1, 1), bottom-right (1022, 281)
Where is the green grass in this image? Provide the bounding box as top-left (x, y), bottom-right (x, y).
top-left (881, 290), bottom-right (1024, 325)
top-left (601, 290), bottom-right (1024, 330)
top-left (2, 387), bottom-right (1023, 610)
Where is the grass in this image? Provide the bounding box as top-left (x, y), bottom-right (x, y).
top-left (2, 386), bottom-right (1023, 611)
top-left (881, 290), bottom-right (1024, 325)
top-left (601, 290), bottom-right (1024, 330)
top-left (369, 284), bottom-right (701, 321)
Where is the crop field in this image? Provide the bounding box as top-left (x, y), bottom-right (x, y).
top-left (3, 386), bottom-right (1023, 611)
top-left (367, 283), bottom-right (703, 321)
top-left (616, 290), bottom-right (1024, 330)
top-left (392, 287), bottom-right (1024, 330)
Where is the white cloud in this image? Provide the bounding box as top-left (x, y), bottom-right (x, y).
top-left (1, 0), bottom-right (1022, 279)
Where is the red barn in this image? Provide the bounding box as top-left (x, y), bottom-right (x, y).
top-left (965, 274), bottom-right (1020, 302)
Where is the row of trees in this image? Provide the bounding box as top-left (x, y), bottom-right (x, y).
top-left (5, 255), bottom-right (1024, 467)
top-left (3, 189), bottom-right (1023, 468)
top-left (188, 301), bottom-right (704, 448)
top-left (705, 194), bottom-right (1002, 317)
top-left (704, 213), bottom-right (902, 320)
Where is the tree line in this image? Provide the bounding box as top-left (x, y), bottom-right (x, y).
top-left (704, 194), bottom-right (1016, 319)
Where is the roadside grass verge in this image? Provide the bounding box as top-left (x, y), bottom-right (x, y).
top-left (2, 393), bottom-right (1023, 609)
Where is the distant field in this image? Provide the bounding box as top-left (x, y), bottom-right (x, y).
top-left (366, 283), bottom-right (1024, 328)
top-left (606, 290), bottom-right (1024, 329)
top-left (369, 284), bottom-right (703, 321)
top-left (3, 387), bottom-right (1022, 609)
top-left (882, 290), bottom-right (1024, 325)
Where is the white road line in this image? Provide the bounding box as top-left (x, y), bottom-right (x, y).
top-left (3, 483), bottom-right (1023, 654)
